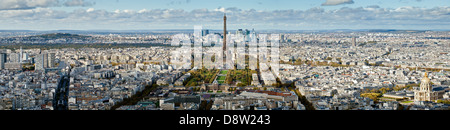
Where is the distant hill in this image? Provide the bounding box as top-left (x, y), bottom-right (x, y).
top-left (367, 29), bottom-right (428, 33)
top-left (29, 33), bottom-right (91, 39)
top-left (0, 33), bottom-right (96, 44)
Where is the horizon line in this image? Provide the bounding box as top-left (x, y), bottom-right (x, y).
top-left (1, 29), bottom-right (449, 32)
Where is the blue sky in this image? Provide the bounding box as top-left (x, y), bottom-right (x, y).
top-left (61, 0), bottom-right (447, 11)
top-left (0, 0), bottom-right (449, 30)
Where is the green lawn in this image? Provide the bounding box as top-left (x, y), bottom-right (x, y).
top-left (220, 70), bottom-right (228, 75)
top-left (402, 101), bottom-right (413, 103)
top-left (217, 76), bottom-right (226, 81)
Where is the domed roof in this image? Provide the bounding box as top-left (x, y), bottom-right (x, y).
top-left (421, 72), bottom-right (431, 84)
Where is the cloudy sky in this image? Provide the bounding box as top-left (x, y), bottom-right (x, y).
top-left (0, 0), bottom-right (449, 30)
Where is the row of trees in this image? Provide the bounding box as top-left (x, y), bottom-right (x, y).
top-left (22, 63), bottom-right (35, 71)
top-left (361, 84), bottom-right (419, 96)
top-left (289, 88), bottom-right (315, 110)
top-left (360, 93), bottom-right (383, 101)
top-left (184, 68), bottom-right (219, 87)
top-left (272, 77), bottom-right (296, 88)
top-left (111, 84), bottom-right (159, 110)
top-left (280, 58), bottom-right (351, 68)
top-left (279, 80), bottom-right (316, 110)
top-left (436, 99), bottom-right (450, 104)
top-left (360, 84), bottom-right (420, 102)
top-left (198, 100), bottom-right (214, 110)
top-left (407, 67), bottom-right (449, 72)
top-left (225, 69), bottom-right (258, 86)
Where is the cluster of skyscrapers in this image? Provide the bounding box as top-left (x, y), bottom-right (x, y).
top-left (0, 47), bottom-right (25, 70)
top-left (0, 47), bottom-right (56, 71)
top-left (35, 53), bottom-right (56, 71)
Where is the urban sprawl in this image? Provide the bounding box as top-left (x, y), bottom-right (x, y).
top-left (0, 29), bottom-right (449, 110)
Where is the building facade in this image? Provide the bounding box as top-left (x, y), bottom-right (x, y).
top-left (414, 73), bottom-right (439, 102)
top-left (0, 53), bottom-right (6, 69)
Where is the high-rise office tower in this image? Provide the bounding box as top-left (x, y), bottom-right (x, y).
top-left (9, 53), bottom-right (20, 63)
top-left (48, 53), bottom-right (55, 68)
top-left (43, 53), bottom-right (48, 68)
top-left (202, 29), bottom-right (209, 36)
top-left (0, 53), bottom-right (6, 70)
top-left (35, 53), bottom-right (47, 71)
top-left (22, 53), bottom-right (29, 62)
top-left (35, 52), bottom-right (55, 70)
top-left (236, 29), bottom-right (243, 36)
top-left (20, 46), bottom-right (23, 63)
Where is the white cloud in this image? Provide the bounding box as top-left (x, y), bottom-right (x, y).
top-left (214, 7), bottom-right (226, 13)
top-left (321, 0), bottom-right (354, 6)
top-left (0, 6), bottom-right (449, 30)
top-left (0, 0), bottom-right (59, 10)
top-left (86, 8), bottom-right (95, 12)
top-left (0, 0), bottom-right (94, 10)
top-left (63, 0), bottom-right (94, 7)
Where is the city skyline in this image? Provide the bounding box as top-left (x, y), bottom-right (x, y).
top-left (0, 0), bottom-right (449, 30)
top-left (1, 2), bottom-right (450, 128)
top-left (1, 30), bottom-right (449, 111)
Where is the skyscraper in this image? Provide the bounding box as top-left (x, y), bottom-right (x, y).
top-left (48, 53), bottom-right (55, 68)
top-left (35, 53), bottom-right (47, 71)
top-left (202, 29), bottom-right (209, 36)
top-left (0, 53), bottom-right (6, 70)
top-left (9, 53), bottom-right (20, 63)
top-left (43, 53), bottom-right (48, 68)
top-left (352, 37), bottom-right (357, 47)
top-left (20, 46), bottom-right (23, 63)
top-left (22, 53), bottom-right (29, 62)
top-left (35, 52), bottom-right (55, 71)
top-left (236, 29), bottom-right (243, 36)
